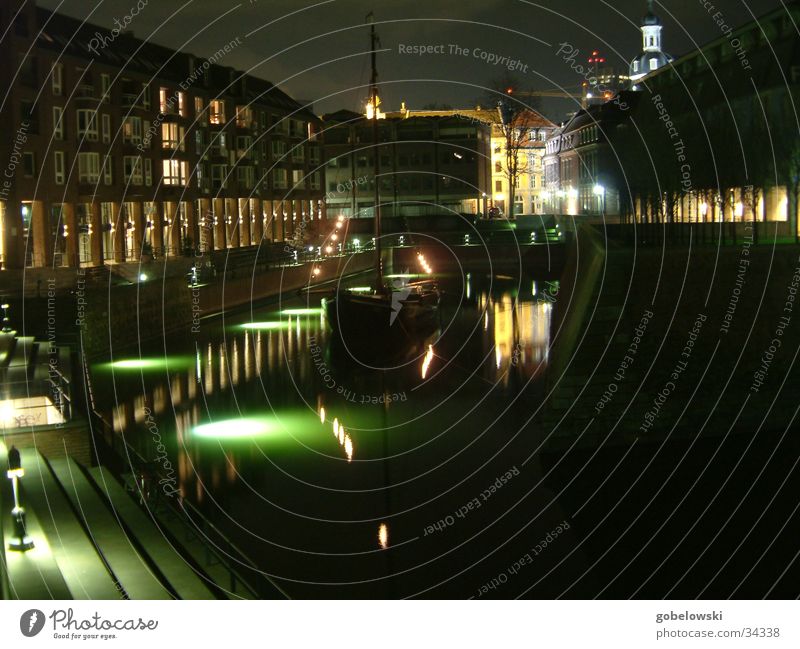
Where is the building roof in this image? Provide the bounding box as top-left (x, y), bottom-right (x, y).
top-left (34, 7), bottom-right (314, 119)
top-left (629, 51), bottom-right (673, 77)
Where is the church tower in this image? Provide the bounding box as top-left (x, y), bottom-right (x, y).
top-left (629, 0), bottom-right (673, 83)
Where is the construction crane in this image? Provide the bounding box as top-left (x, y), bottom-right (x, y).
top-left (504, 87), bottom-right (584, 100)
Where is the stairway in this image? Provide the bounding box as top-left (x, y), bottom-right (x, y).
top-left (1, 446), bottom-right (226, 600)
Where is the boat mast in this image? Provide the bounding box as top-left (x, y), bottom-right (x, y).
top-left (368, 13), bottom-right (383, 290)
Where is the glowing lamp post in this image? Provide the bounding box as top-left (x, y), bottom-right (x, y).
top-left (7, 446), bottom-right (34, 551)
top-left (1, 302), bottom-right (10, 333)
top-left (593, 184), bottom-right (606, 219)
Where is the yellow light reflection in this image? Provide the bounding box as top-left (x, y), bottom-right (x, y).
top-left (420, 345), bottom-right (434, 379)
top-left (378, 523), bottom-right (389, 549)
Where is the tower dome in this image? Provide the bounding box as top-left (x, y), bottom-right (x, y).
top-left (629, 0), bottom-right (672, 82)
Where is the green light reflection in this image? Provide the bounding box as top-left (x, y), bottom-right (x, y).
top-left (100, 357), bottom-right (194, 372)
top-left (279, 308), bottom-right (324, 316)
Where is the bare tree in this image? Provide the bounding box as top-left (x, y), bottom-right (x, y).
top-left (497, 96), bottom-right (543, 218)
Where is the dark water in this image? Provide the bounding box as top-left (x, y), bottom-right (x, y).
top-left (88, 267), bottom-right (800, 599)
top-left (89, 272), bottom-right (588, 598)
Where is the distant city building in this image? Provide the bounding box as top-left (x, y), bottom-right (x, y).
top-left (543, 95), bottom-right (635, 217)
top-left (0, 1), bottom-right (324, 270)
top-left (629, 0), bottom-right (673, 83)
top-left (321, 105), bottom-right (493, 219)
top-left (327, 104), bottom-right (556, 218)
top-left (583, 51), bottom-right (629, 108)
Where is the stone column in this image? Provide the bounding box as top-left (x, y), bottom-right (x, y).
top-left (166, 201), bottom-right (181, 257)
top-left (0, 199), bottom-right (24, 269)
top-left (198, 198), bottom-right (212, 251)
top-left (185, 200), bottom-right (198, 252)
top-left (262, 199), bottom-right (273, 242)
top-left (62, 202), bottom-right (79, 268)
top-left (239, 198), bottom-right (251, 247)
top-left (90, 201), bottom-right (103, 266)
top-left (151, 201), bottom-right (164, 257)
top-left (274, 200), bottom-right (285, 242)
top-left (252, 198), bottom-right (263, 242)
top-left (213, 197), bottom-right (225, 249)
top-left (31, 200), bottom-right (51, 268)
top-left (113, 202), bottom-right (125, 263)
top-left (226, 198), bottom-right (240, 248)
top-left (131, 202), bottom-right (144, 260)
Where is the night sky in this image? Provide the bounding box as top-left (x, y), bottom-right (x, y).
top-left (39, 0), bottom-right (783, 121)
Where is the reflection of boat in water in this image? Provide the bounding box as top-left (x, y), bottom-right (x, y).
top-left (326, 307), bottom-right (439, 366)
top-left (325, 17), bottom-right (440, 350)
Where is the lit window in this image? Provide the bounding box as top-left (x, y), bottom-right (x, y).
top-left (649, 58), bottom-right (659, 71)
top-left (235, 105), bottom-right (253, 128)
top-left (195, 97), bottom-right (206, 124)
top-left (178, 92), bottom-right (187, 117)
top-left (123, 116), bottom-right (142, 144)
top-left (209, 100), bottom-right (226, 125)
top-left (292, 169), bottom-right (305, 187)
top-left (159, 87), bottom-right (173, 113)
top-left (161, 123), bottom-right (185, 151)
top-left (162, 159), bottom-right (188, 185)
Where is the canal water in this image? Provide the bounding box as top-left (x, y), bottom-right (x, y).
top-left (88, 271), bottom-right (588, 598)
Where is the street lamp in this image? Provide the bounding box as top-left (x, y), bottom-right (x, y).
top-left (593, 184), bottom-right (607, 218)
top-left (1, 302), bottom-right (10, 333)
top-left (7, 446), bottom-right (34, 552)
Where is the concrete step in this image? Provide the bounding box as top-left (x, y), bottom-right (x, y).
top-left (8, 336), bottom-right (35, 368)
top-left (20, 449), bottom-right (121, 599)
top-left (86, 467), bottom-right (217, 600)
top-left (141, 497), bottom-right (261, 600)
top-left (47, 457), bottom-right (172, 600)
